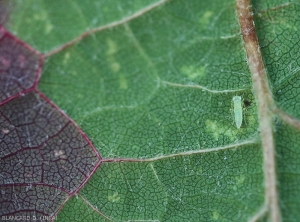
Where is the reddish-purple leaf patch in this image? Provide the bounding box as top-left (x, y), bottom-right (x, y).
top-left (0, 26), bottom-right (43, 105)
top-left (0, 27), bottom-right (101, 219)
top-left (1, 185), bottom-right (68, 220)
top-left (0, 0), bottom-right (10, 27)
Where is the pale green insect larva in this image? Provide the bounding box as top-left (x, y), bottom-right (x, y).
top-left (232, 96), bottom-right (243, 129)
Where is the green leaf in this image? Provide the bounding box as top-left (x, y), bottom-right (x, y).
top-left (4, 0), bottom-right (300, 221)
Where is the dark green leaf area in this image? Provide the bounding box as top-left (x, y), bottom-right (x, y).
top-left (75, 145), bottom-right (263, 221)
top-left (39, 0), bottom-right (252, 122)
top-left (40, 26), bottom-right (158, 121)
top-left (276, 123), bottom-right (300, 222)
top-left (56, 195), bottom-right (110, 222)
top-left (252, 0), bottom-right (293, 11)
top-left (161, 36), bottom-right (251, 91)
top-left (79, 86), bottom-right (258, 158)
top-left (120, 0), bottom-right (250, 91)
top-left (255, 3), bottom-right (300, 119)
top-left (8, 0), bottom-right (156, 52)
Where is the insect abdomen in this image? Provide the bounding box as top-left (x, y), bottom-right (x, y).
top-left (232, 96), bottom-right (243, 129)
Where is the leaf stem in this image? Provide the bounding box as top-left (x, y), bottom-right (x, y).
top-left (236, 0), bottom-right (280, 221)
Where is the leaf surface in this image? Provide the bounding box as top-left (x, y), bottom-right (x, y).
top-left (1, 0), bottom-right (300, 221)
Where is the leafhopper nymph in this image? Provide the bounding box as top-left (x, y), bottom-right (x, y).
top-left (232, 96), bottom-right (243, 129)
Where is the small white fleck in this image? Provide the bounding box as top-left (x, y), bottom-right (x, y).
top-left (2, 128), bottom-right (9, 134)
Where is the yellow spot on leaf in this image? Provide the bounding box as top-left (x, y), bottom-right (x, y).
top-left (45, 23), bottom-right (53, 34)
top-left (63, 52), bottom-right (70, 64)
top-left (235, 175), bottom-right (245, 185)
top-left (106, 39), bottom-right (121, 72)
top-left (205, 120), bottom-right (217, 130)
top-left (119, 75), bottom-right (128, 89)
top-left (199, 11), bottom-right (213, 27)
top-left (181, 65), bottom-right (206, 79)
top-left (108, 192), bottom-right (120, 203)
top-left (233, 175), bottom-right (246, 191)
top-left (110, 62), bottom-right (120, 72)
top-left (212, 211), bottom-right (220, 220)
top-left (32, 10), bottom-right (53, 34)
top-left (106, 39), bottom-right (118, 56)
top-left (205, 120), bottom-right (235, 141)
top-left (205, 120), bottom-right (219, 139)
top-left (33, 10), bottom-right (47, 21)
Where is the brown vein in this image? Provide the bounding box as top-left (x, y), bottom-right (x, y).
top-left (236, 0), bottom-right (280, 221)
